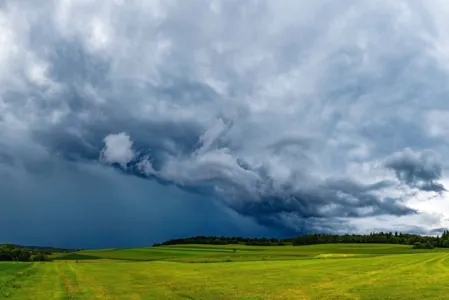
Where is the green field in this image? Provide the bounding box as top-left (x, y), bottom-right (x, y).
top-left (3, 243), bottom-right (449, 299)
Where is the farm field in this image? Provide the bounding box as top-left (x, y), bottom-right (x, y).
top-left (3, 244), bottom-right (449, 299)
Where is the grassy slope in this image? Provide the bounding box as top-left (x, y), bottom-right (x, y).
top-left (5, 244), bottom-right (449, 299)
top-left (0, 263), bottom-right (36, 299)
top-left (55, 243), bottom-right (441, 262)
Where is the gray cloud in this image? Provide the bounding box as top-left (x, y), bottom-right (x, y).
top-left (0, 161), bottom-right (279, 248)
top-left (1, 0), bottom-right (449, 243)
top-left (385, 148), bottom-right (446, 192)
top-left (101, 132), bottom-right (416, 233)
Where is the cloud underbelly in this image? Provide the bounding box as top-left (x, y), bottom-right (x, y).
top-left (1, 0), bottom-right (449, 236)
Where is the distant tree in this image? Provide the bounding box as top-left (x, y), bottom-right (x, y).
top-left (390, 236), bottom-right (400, 244)
top-left (413, 242), bottom-right (435, 250)
top-left (153, 231), bottom-right (449, 249)
top-left (32, 252), bottom-right (51, 262)
top-left (0, 245), bottom-right (54, 262)
top-left (442, 240), bottom-right (449, 248)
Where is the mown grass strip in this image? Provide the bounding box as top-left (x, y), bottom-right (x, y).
top-left (0, 263), bottom-right (37, 299)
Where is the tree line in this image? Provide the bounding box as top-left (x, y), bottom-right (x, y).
top-left (288, 232), bottom-right (445, 249)
top-left (153, 236), bottom-right (286, 247)
top-left (0, 244), bottom-right (74, 262)
top-left (154, 231), bottom-right (449, 249)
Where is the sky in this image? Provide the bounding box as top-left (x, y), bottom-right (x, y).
top-left (2, 0), bottom-right (449, 248)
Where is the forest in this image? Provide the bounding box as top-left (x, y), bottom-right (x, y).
top-left (0, 244), bottom-right (73, 262)
top-left (154, 231), bottom-right (449, 249)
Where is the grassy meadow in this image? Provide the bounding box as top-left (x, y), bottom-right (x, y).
top-left (2, 243), bottom-right (449, 299)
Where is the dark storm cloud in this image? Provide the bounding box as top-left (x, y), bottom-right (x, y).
top-left (101, 137), bottom-right (417, 233)
top-left (1, 0), bottom-right (449, 243)
top-left (385, 148), bottom-right (446, 193)
top-left (0, 160), bottom-right (284, 248)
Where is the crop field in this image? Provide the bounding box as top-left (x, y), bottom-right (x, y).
top-left (3, 244), bottom-right (449, 299)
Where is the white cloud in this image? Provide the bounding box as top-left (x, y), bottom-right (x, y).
top-left (89, 17), bottom-right (110, 51)
top-left (100, 133), bottom-right (135, 168)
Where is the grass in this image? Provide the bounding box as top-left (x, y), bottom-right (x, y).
top-left (4, 243), bottom-right (449, 299)
top-left (55, 243), bottom-right (436, 262)
top-left (0, 262), bottom-right (36, 299)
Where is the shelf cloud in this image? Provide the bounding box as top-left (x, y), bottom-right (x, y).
top-left (2, 0), bottom-right (449, 246)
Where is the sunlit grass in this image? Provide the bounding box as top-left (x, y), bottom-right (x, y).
top-left (4, 244), bottom-right (449, 299)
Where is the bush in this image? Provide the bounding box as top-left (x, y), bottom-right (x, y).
top-left (413, 242), bottom-right (435, 249)
top-left (30, 252), bottom-right (52, 262)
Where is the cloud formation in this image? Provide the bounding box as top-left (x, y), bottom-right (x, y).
top-left (100, 133), bottom-right (135, 167)
top-left (2, 0), bottom-right (449, 242)
top-left (100, 131), bottom-right (419, 232)
top-left (385, 148), bottom-right (446, 193)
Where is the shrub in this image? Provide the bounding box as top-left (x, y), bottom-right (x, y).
top-left (413, 242), bottom-right (435, 249)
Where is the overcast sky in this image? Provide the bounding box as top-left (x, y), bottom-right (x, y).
top-left (2, 0), bottom-right (449, 248)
